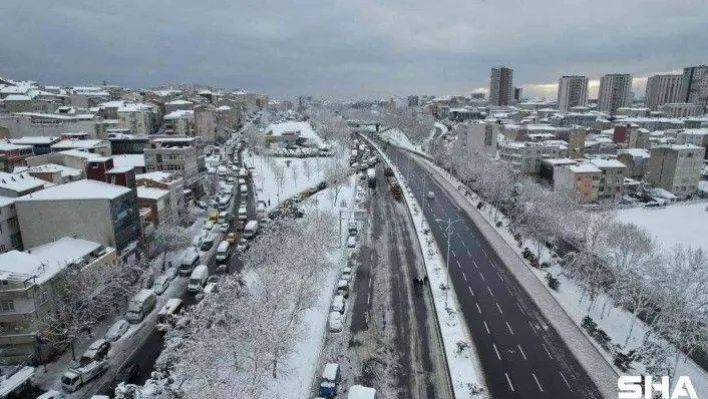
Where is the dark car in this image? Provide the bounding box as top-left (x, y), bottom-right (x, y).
top-left (317, 181), bottom-right (327, 190)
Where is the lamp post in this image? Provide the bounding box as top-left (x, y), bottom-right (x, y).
top-left (436, 217), bottom-right (463, 307)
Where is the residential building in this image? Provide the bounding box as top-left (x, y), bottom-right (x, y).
top-left (163, 110), bottom-right (195, 136)
top-left (143, 137), bottom-right (204, 194)
top-left (679, 65), bottom-right (708, 109)
top-left (107, 134), bottom-right (149, 155)
top-left (597, 74), bottom-right (632, 115)
top-left (557, 76), bottom-right (589, 112)
top-left (617, 148), bottom-right (651, 179)
top-left (136, 171), bottom-right (185, 223)
top-left (588, 158), bottom-right (627, 200)
top-left (539, 158), bottom-right (576, 184)
top-left (164, 100), bottom-right (194, 114)
top-left (628, 128), bottom-right (651, 149)
top-left (194, 105), bottom-right (217, 143)
top-left (0, 196), bottom-right (23, 253)
top-left (98, 101), bottom-right (157, 135)
top-left (0, 113), bottom-right (101, 139)
top-left (648, 144), bottom-right (705, 197)
top-left (16, 179), bottom-right (141, 250)
top-left (489, 67), bottom-right (514, 106)
top-left (616, 107), bottom-right (650, 117)
top-left (0, 238), bottom-right (116, 363)
top-left (407, 95), bottom-right (420, 107)
top-left (137, 187), bottom-right (172, 226)
top-left (0, 143), bottom-right (34, 173)
top-left (0, 172), bottom-right (46, 198)
top-left (8, 137), bottom-right (60, 156)
top-left (111, 154), bottom-right (146, 174)
top-left (676, 129), bottom-right (708, 158)
top-left (645, 74), bottom-right (682, 110)
top-left (456, 123), bottom-right (499, 156)
top-left (50, 139), bottom-right (111, 156)
top-left (25, 164), bottom-right (83, 185)
top-left (554, 162), bottom-right (602, 202)
top-left (499, 141), bottom-right (568, 174)
top-left (660, 103), bottom-right (702, 118)
top-left (567, 129), bottom-right (586, 159)
top-left (215, 106), bottom-right (235, 129)
top-left (105, 166), bottom-right (136, 189)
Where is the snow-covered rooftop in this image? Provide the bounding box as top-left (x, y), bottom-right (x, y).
top-left (19, 179), bottom-right (130, 201)
top-left (166, 100), bottom-right (193, 105)
top-left (589, 158), bottom-right (626, 168)
top-left (164, 110), bottom-right (194, 120)
top-left (0, 142), bottom-right (32, 151)
top-left (51, 139), bottom-right (106, 150)
top-left (266, 121), bottom-right (324, 147)
top-left (568, 163), bottom-right (601, 173)
top-left (618, 148), bottom-right (650, 159)
top-left (0, 196), bottom-right (15, 208)
top-left (107, 166), bottom-right (134, 173)
top-left (4, 94), bottom-right (32, 101)
top-left (0, 172), bottom-right (46, 192)
top-left (111, 154), bottom-right (146, 168)
top-left (10, 136), bottom-right (60, 145)
top-left (0, 237), bottom-right (104, 284)
top-left (137, 186), bottom-right (169, 200)
top-left (26, 163), bottom-right (82, 178)
top-left (543, 158), bottom-right (576, 166)
top-left (59, 149), bottom-right (109, 161)
top-left (679, 128), bottom-right (708, 136)
top-left (136, 171), bottom-right (175, 183)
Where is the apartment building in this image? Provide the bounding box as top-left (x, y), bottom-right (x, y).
top-left (143, 137), bottom-right (204, 194)
top-left (0, 237), bottom-right (116, 363)
top-left (557, 76), bottom-right (589, 112)
top-left (0, 196), bottom-right (23, 253)
top-left (499, 141), bottom-right (568, 174)
top-left (648, 144), bottom-right (705, 197)
top-left (679, 65), bottom-right (708, 107)
top-left (194, 105), bottom-right (217, 143)
top-left (0, 142), bottom-right (34, 173)
top-left (456, 123), bottom-right (499, 156)
top-left (588, 158), bottom-right (627, 200)
top-left (164, 99), bottom-right (194, 114)
top-left (554, 162), bottom-right (602, 202)
top-left (617, 148), bottom-right (651, 179)
top-left (489, 67), bottom-right (514, 106)
top-left (99, 101), bottom-right (157, 135)
top-left (645, 74), bottom-right (682, 110)
top-left (136, 171), bottom-right (185, 224)
top-left (676, 129), bottom-right (708, 158)
top-left (137, 187), bottom-right (171, 226)
top-left (660, 103), bottom-right (703, 118)
top-left (597, 74), bottom-right (632, 115)
top-left (0, 172), bottom-right (46, 198)
top-left (9, 137), bottom-right (60, 156)
top-left (50, 139), bottom-right (111, 156)
top-left (16, 179), bottom-right (141, 250)
top-left (164, 110), bottom-right (195, 136)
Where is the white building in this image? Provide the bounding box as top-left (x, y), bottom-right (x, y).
top-left (499, 141), bottom-right (568, 174)
top-left (597, 74), bottom-right (632, 115)
top-left (455, 122), bottom-right (498, 155)
top-left (164, 110), bottom-right (195, 136)
top-left (144, 137), bottom-right (204, 193)
top-left (557, 76), bottom-right (589, 112)
top-left (659, 103), bottom-right (703, 118)
top-left (0, 196), bottom-right (22, 253)
top-left (588, 158), bottom-right (627, 200)
top-left (645, 74), bottom-right (682, 110)
top-left (648, 144), bottom-right (705, 197)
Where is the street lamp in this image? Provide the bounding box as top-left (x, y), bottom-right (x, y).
top-left (436, 217), bottom-right (463, 307)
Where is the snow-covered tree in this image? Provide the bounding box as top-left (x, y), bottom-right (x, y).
top-left (153, 225), bottom-right (193, 271)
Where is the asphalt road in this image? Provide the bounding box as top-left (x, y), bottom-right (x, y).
top-left (375, 141), bottom-right (604, 399)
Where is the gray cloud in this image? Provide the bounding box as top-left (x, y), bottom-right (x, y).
top-left (1, 0), bottom-right (706, 99)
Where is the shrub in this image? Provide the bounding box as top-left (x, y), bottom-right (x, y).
top-left (522, 248), bottom-right (533, 259)
top-left (495, 221), bottom-right (503, 228)
top-left (540, 262), bottom-right (550, 269)
top-left (477, 202), bottom-right (484, 209)
top-left (581, 316), bottom-right (597, 334)
top-left (546, 273), bottom-right (560, 291)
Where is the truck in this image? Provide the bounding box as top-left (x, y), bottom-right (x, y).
top-left (61, 360), bottom-right (108, 392)
top-left (386, 173), bottom-right (401, 201)
top-left (366, 168), bottom-right (376, 188)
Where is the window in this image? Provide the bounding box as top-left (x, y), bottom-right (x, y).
top-left (0, 321), bottom-right (21, 334)
top-left (0, 300), bottom-right (14, 313)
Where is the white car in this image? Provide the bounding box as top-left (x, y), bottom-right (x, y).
top-left (152, 275), bottom-right (170, 295)
top-left (219, 223), bottom-right (229, 233)
top-left (203, 220), bottom-right (215, 231)
top-left (328, 311), bottom-right (343, 332)
top-left (104, 320), bottom-right (129, 342)
top-left (165, 266), bottom-right (178, 281)
top-left (427, 191), bottom-right (435, 200)
top-left (346, 236), bottom-right (356, 248)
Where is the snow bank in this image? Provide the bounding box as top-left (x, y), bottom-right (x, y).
top-left (618, 202), bottom-right (708, 252)
top-left (360, 134), bottom-right (487, 398)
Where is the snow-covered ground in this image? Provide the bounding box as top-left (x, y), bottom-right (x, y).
top-left (241, 175), bottom-right (358, 398)
top-left (617, 201), bottom-right (708, 252)
top-left (380, 127), bottom-right (426, 153)
top-left (361, 135), bottom-right (486, 398)
top-left (244, 152), bottom-right (342, 211)
top-left (266, 121), bottom-right (324, 147)
top-left (417, 155), bottom-right (708, 396)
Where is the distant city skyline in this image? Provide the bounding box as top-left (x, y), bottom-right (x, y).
top-left (1, 1), bottom-right (706, 100)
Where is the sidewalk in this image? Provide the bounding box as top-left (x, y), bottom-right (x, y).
top-left (413, 154), bottom-right (619, 399)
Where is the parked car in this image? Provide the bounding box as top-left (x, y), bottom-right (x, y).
top-left (236, 238), bottom-right (249, 252)
top-left (331, 295), bottom-right (346, 314)
top-left (328, 311), bottom-right (343, 333)
top-left (219, 223), bottom-right (229, 233)
top-left (152, 275), bottom-right (170, 295)
top-left (347, 236), bottom-right (356, 248)
top-left (341, 267), bottom-right (352, 281)
top-left (165, 266), bottom-right (178, 281)
top-left (226, 232), bottom-right (237, 245)
top-left (195, 200), bottom-right (207, 210)
top-left (203, 220), bottom-right (215, 231)
top-left (81, 339), bottom-right (111, 364)
top-left (104, 320), bottom-right (129, 342)
top-left (427, 191), bottom-right (435, 200)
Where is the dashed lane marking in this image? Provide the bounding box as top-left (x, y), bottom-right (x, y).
top-left (532, 373), bottom-right (544, 392)
top-left (528, 321), bottom-right (538, 335)
top-left (518, 344), bottom-right (527, 360)
top-left (462, 272), bottom-right (468, 282)
top-left (451, 250), bottom-right (456, 257)
top-left (468, 286), bottom-right (474, 296)
top-left (505, 373), bottom-right (515, 392)
top-left (476, 302), bottom-right (482, 314)
top-left (559, 372), bottom-right (572, 391)
top-left (493, 343), bottom-right (501, 360)
top-left (496, 302), bottom-right (504, 315)
top-left (467, 249), bottom-right (472, 257)
top-left (506, 321), bottom-right (514, 335)
top-left (484, 320), bottom-right (490, 334)
top-left (487, 286), bottom-right (494, 297)
top-left (472, 259), bottom-right (478, 268)
top-left (542, 343), bottom-right (553, 359)
top-left (479, 271), bottom-right (486, 282)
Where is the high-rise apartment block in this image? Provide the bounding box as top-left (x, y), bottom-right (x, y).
top-left (679, 65), bottom-right (708, 110)
top-left (645, 74), bottom-right (682, 110)
top-left (597, 74), bottom-right (632, 115)
top-left (557, 76), bottom-right (589, 112)
top-left (489, 67), bottom-right (514, 106)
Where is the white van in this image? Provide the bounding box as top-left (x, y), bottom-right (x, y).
top-left (126, 290), bottom-right (157, 323)
top-left (217, 211), bottom-right (229, 224)
top-left (331, 294), bottom-right (346, 314)
top-left (239, 184), bottom-right (248, 196)
top-left (238, 206), bottom-right (248, 220)
top-left (215, 240), bottom-right (232, 263)
top-left (179, 250), bottom-right (200, 276)
top-left (188, 265), bottom-right (209, 293)
top-left (243, 220), bottom-right (259, 239)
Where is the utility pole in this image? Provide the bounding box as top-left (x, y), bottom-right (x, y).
top-left (436, 218), bottom-right (463, 307)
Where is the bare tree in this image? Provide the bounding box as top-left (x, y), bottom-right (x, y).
top-left (154, 224), bottom-right (193, 271)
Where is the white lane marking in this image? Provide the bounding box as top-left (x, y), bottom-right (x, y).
top-left (468, 286), bottom-right (474, 296)
top-left (528, 320), bottom-right (538, 335)
top-left (487, 286), bottom-right (494, 297)
top-left (462, 272), bottom-right (468, 282)
top-left (517, 302), bottom-right (526, 316)
top-left (496, 302), bottom-right (504, 315)
top-left (496, 270), bottom-right (503, 280)
top-left (367, 293), bottom-right (371, 306)
top-left (505, 373), bottom-right (515, 392)
top-left (559, 372), bottom-right (572, 391)
top-left (467, 249), bottom-right (472, 257)
top-left (506, 321), bottom-right (515, 335)
top-left (483, 320), bottom-right (490, 334)
top-left (476, 302), bottom-right (482, 314)
top-left (493, 343), bottom-right (501, 360)
top-left (460, 239), bottom-right (467, 248)
top-left (451, 250), bottom-right (456, 257)
top-left (472, 259), bottom-right (478, 268)
top-left (518, 344), bottom-right (527, 360)
top-left (455, 259), bottom-right (462, 269)
top-left (532, 373), bottom-right (544, 392)
top-left (479, 272), bottom-right (486, 282)
top-left (542, 343), bottom-right (553, 359)
top-left (481, 247), bottom-right (488, 257)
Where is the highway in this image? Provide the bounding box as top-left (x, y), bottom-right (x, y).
top-left (377, 142), bottom-right (604, 399)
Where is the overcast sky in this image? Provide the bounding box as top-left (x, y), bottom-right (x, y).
top-left (1, 1), bottom-right (706, 100)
